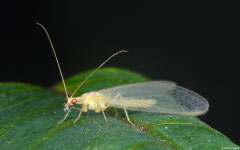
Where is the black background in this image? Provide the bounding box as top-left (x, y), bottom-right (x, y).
top-left (0, 1), bottom-right (239, 145)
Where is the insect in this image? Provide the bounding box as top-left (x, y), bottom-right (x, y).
top-left (36, 23), bottom-right (209, 126)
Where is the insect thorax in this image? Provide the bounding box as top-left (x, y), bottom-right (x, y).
top-left (80, 92), bottom-right (108, 113)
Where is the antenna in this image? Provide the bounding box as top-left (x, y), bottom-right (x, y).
top-left (36, 22), bottom-right (69, 99)
top-left (71, 50), bottom-right (128, 97)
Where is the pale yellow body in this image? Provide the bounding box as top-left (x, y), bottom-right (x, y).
top-left (60, 91), bottom-right (135, 125)
top-left (61, 91), bottom-right (155, 125)
top-left (76, 92), bottom-right (109, 113)
top-left (75, 91), bottom-right (157, 113)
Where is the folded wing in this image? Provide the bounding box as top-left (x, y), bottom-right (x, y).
top-left (99, 81), bottom-right (209, 116)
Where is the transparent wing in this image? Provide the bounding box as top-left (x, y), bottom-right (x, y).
top-left (98, 81), bottom-right (209, 116)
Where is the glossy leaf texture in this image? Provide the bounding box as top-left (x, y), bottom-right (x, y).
top-left (0, 67), bottom-right (238, 150)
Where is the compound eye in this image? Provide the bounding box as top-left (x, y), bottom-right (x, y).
top-left (72, 99), bottom-right (77, 104)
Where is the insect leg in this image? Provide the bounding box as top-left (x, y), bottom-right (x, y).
top-left (115, 94), bottom-right (135, 126)
top-left (123, 107), bottom-right (135, 126)
top-left (58, 108), bottom-right (72, 124)
top-left (91, 94), bottom-right (109, 123)
top-left (101, 110), bottom-right (108, 123)
top-left (70, 106), bottom-right (83, 123)
top-left (114, 108), bottom-right (118, 118)
top-left (104, 97), bottom-right (118, 118)
top-left (74, 110), bottom-right (83, 123)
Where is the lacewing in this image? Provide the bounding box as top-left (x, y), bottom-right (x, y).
top-left (36, 22), bottom-right (209, 126)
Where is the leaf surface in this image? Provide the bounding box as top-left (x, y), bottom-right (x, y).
top-left (0, 67), bottom-right (238, 150)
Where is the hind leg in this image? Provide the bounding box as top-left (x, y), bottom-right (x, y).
top-left (115, 94), bottom-right (135, 126)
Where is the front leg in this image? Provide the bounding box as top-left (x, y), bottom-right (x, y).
top-left (70, 106), bottom-right (84, 123)
top-left (58, 108), bottom-right (72, 124)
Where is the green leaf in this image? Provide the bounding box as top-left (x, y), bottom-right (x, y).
top-left (0, 67), bottom-right (238, 150)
